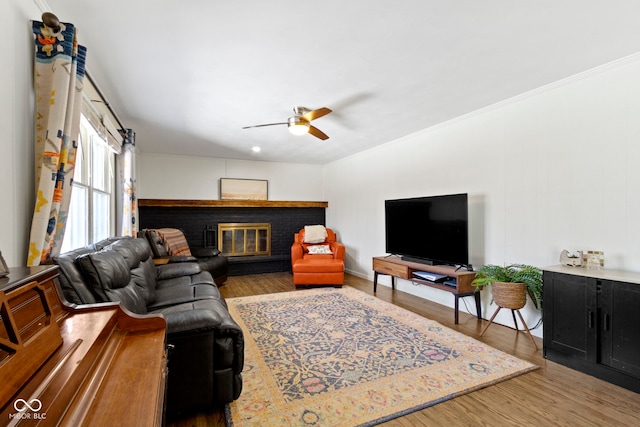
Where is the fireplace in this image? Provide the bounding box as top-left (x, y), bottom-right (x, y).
top-left (218, 223), bottom-right (271, 257)
top-left (138, 199), bottom-right (326, 276)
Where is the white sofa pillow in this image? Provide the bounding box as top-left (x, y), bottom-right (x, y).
top-left (307, 245), bottom-right (333, 255)
top-left (304, 225), bottom-right (328, 244)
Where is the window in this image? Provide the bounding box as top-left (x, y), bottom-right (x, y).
top-left (61, 114), bottom-right (116, 252)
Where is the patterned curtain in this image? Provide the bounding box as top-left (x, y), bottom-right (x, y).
top-left (119, 129), bottom-right (138, 237)
top-left (27, 20), bottom-right (87, 266)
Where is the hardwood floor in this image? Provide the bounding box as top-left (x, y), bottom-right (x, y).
top-left (169, 272), bottom-right (640, 427)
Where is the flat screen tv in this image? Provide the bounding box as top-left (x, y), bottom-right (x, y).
top-left (385, 193), bottom-right (469, 267)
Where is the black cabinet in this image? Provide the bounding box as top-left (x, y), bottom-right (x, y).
top-left (543, 267), bottom-right (640, 393)
top-left (599, 280), bottom-right (640, 378)
top-left (543, 271), bottom-right (597, 360)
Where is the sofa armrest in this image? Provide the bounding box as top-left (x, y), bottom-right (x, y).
top-left (161, 303), bottom-right (244, 414)
top-left (162, 307), bottom-right (223, 335)
top-left (162, 303), bottom-right (244, 375)
top-left (156, 262), bottom-right (201, 280)
top-left (330, 242), bottom-right (346, 260)
top-left (190, 247), bottom-right (221, 257)
top-left (165, 255), bottom-right (198, 263)
top-left (291, 243), bottom-right (303, 263)
top-left (214, 320), bottom-right (245, 375)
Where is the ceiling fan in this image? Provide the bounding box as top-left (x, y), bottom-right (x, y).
top-left (242, 106), bottom-right (332, 140)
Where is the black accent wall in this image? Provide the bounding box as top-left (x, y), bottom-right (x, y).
top-left (138, 206), bottom-right (325, 276)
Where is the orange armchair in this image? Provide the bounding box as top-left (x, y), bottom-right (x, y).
top-left (291, 227), bottom-right (345, 287)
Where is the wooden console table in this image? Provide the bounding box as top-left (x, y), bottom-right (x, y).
top-left (372, 256), bottom-right (480, 324)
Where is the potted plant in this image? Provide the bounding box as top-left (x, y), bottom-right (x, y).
top-left (472, 264), bottom-right (543, 311)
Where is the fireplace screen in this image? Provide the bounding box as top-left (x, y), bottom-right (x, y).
top-left (218, 223), bottom-right (271, 256)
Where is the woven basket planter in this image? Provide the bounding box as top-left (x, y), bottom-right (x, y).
top-left (491, 281), bottom-right (527, 309)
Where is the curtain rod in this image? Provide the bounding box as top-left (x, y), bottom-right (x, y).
top-left (85, 72), bottom-right (127, 132)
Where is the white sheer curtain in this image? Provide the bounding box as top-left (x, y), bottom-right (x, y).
top-left (118, 129), bottom-right (138, 237)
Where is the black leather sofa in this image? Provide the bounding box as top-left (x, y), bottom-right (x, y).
top-left (52, 236), bottom-right (243, 417)
top-left (139, 228), bottom-right (229, 286)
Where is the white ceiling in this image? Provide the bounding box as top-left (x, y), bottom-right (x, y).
top-left (45, 1), bottom-right (640, 164)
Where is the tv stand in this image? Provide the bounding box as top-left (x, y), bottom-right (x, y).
top-left (373, 255), bottom-right (481, 324)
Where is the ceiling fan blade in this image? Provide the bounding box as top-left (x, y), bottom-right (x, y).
top-left (302, 107), bottom-right (332, 122)
top-left (242, 122), bottom-right (288, 129)
top-left (308, 125), bottom-right (329, 140)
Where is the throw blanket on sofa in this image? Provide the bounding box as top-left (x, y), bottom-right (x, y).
top-left (155, 228), bottom-right (192, 256)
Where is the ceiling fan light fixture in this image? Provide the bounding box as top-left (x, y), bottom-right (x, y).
top-left (287, 116), bottom-right (310, 136)
top-left (243, 106), bottom-right (331, 140)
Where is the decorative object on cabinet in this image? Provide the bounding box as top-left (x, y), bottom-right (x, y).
top-left (472, 264), bottom-right (543, 349)
top-left (583, 250), bottom-right (604, 269)
top-left (560, 250), bottom-right (583, 267)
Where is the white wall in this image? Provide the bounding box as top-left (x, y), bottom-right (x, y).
top-left (1, 1), bottom-right (40, 266)
top-left (5, 0), bottom-right (638, 340)
top-left (323, 54), bottom-right (640, 337)
top-left (137, 152), bottom-right (324, 201)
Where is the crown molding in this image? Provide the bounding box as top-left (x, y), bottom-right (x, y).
top-left (33, 0), bottom-right (52, 14)
top-left (432, 51), bottom-right (640, 133)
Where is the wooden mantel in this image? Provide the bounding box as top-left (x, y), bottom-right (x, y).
top-left (138, 199), bottom-right (328, 208)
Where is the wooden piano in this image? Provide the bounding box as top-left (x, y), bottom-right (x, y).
top-left (0, 266), bottom-right (167, 426)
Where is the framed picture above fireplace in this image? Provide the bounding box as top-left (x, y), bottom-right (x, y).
top-left (220, 178), bottom-right (268, 201)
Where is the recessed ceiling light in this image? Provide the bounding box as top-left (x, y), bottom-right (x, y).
top-left (252, 146), bottom-right (261, 153)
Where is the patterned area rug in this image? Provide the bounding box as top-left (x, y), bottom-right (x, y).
top-left (226, 286), bottom-right (537, 426)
